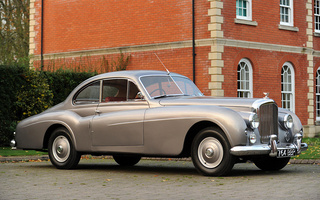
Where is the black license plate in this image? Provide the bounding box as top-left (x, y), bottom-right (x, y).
top-left (277, 149), bottom-right (296, 158)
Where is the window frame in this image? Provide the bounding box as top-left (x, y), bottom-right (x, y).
top-left (73, 81), bottom-right (101, 105)
top-left (280, 0), bottom-right (294, 26)
top-left (236, 0), bottom-right (252, 21)
top-left (102, 78), bottom-right (142, 103)
top-left (237, 58), bottom-right (253, 98)
top-left (316, 67), bottom-right (320, 121)
top-left (281, 62), bottom-right (295, 112)
top-left (315, 0), bottom-right (320, 33)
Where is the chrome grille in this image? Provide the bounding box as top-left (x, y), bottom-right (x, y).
top-left (258, 103), bottom-right (278, 143)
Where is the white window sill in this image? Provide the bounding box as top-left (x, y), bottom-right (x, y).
top-left (234, 18), bottom-right (258, 26)
top-left (314, 32), bottom-right (320, 37)
top-left (278, 24), bottom-right (299, 32)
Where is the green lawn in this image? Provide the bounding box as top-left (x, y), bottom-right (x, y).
top-left (0, 147), bottom-right (47, 157)
top-left (0, 138), bottom-right (319, 159)
top-left (292, 137), bottom-right (320, 160)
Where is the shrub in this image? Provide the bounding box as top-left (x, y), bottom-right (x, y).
top-left (0, 53), bottom-right (130, 146)
top-left (0, 65), bottom-right (28, 146)
top-left (44, 70), bottom-right (97, 105)
top-left (15, 70), bottom-right (54, 120)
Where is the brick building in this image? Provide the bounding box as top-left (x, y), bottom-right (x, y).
top-left (29, 0), bottom-right (320, 137)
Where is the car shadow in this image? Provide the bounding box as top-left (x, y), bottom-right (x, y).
top-left (73, 160), bottom-right (296, 177)
top-left (76, 162), bottom-right (199, 176)
top-left (28, 159), bottom-right (297, 177)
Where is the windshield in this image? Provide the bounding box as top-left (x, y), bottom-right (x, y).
top-left (140, 75), bottom-right (203, 98)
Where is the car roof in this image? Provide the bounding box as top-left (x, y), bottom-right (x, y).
top-left (81, 70), bottom-right (185, 84)
top-left (67, 70), bottom-right (187, 99)
top-left (94, 70), bottom-right (184, 79)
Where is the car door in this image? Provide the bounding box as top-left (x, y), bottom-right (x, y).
top-left (91, 79), bottom-right (149, 147)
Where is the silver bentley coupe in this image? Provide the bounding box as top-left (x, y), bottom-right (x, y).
top-left (12, 70), bottom-right (308, 176)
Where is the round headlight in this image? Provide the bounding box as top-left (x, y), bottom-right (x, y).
top-left (284, 114), bottom-right (293, 129)
top-left (249, 113), bottom-right (259, 129)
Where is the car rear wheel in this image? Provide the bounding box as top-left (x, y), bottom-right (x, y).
top-left (253, 156), bottom-right (290, 171)
top-left (48, 127), bottom-right (81, 169)
top-left (191, 127), bottom-right (235, 176)
top-left (113, 155), bottom-right (141, 166)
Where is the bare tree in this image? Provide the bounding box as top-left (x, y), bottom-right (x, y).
top-left (0, 0), bottom-right (29, 65)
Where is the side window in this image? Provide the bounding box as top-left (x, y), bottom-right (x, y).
top-left (316, 67), bottom-right (320, 121)
top-left (102, 79), bottom-right (141, 102)
top-left (237, 58), bottom-right (253, 98)
top-left (128, 81), bottom-right (140, 100)
top-left (315, 0), bottom-right (320, 33)
top-left (281, 62), bottom-right (295, 112)
top-left (103, 79), bottom-right (127, 102)
top-left (74, 81), bottom-right (100, 104)
top-left (236, 0), bottom-right (252, 21)
top-left (280, 0), bottom-right (293, 26)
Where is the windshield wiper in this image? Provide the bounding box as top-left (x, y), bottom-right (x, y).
top-left (153, 94), bottom-right (171, 99)
top-left (153, 94), bottom-right (188, 99)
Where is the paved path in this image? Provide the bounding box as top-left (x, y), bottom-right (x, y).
top-left (0, 158), bottom-right (319, 200)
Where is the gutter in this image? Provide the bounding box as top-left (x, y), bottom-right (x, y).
top-left (192, 0), bottom-right (196, 83)
top-left (40, 0), bottom-right (44, 71)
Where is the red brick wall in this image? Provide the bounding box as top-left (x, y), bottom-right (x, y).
top-left (33, 0), bottom-right (210, 55)
top-left (222, 0), bottom-right (308, 46)
top-left (33, 0), bottom-right (211, 94)
top-left (34, 46), bottom-right (211, 96)
top-left (314, 36), bottom-right (320, 51)
top-left (315, 58), bottom-right (320, 71)
top-left (223, 46), bottom-right (309, 124)
top-left (32, 0), bottom-right (315, 125)
top-left (220, 0), bottom-right (311, 124)
top-left (126, 46), bottom-right (211, 95)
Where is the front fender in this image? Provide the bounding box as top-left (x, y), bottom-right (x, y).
top-left (143, 105), bottom-right (247, 155)
top-left (198, 106), bottom-right (248, 147)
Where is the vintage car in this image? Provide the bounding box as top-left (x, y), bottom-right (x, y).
top-left (12, 70), bottom-right (308, 176)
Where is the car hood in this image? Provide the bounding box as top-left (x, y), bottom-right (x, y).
top-left (158, 96), bottom-right (275, 112)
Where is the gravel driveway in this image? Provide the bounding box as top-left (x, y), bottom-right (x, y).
top-left (1, 158), bottom-right (319, 200)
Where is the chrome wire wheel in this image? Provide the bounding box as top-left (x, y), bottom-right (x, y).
top-left (198, 137), bottom-right (223, 168)
top-left (52, 135), bottom-right (70, 163)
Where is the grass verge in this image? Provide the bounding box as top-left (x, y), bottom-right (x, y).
top-left (292, 137), bottom-right (320, 160)
top-left (0, 147), bottom-right (47, 157)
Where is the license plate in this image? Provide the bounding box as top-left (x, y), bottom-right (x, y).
top-left (277, 149), bottom-right (296, 158)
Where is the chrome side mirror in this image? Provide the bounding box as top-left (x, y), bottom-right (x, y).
top-left (137, 92), bottom-right (145, 100)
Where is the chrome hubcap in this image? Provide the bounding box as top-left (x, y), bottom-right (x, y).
top-left (205, 148), bottom-right (214, 158)
top-left (52, 136), bottom-right (70, 163)
top-left (57, 145), bottom-right (63, 154)
top-left (198, 137), bottom-right (223, 168)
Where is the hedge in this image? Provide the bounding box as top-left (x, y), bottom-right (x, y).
top-left (0, 66), bottom-right (97, 146)
top-left (43, 69), bottom-right (97, 106)
top-left (0, 65), bottom-right (26, 146)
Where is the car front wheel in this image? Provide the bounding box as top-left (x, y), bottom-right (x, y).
top-left (48, 127), bottom-right (81, 169)
top-left (191, 127), bottom-right (235, 176)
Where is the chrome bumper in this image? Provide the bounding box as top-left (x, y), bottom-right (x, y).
top-left (230, 133), bottom-right (308, 157)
